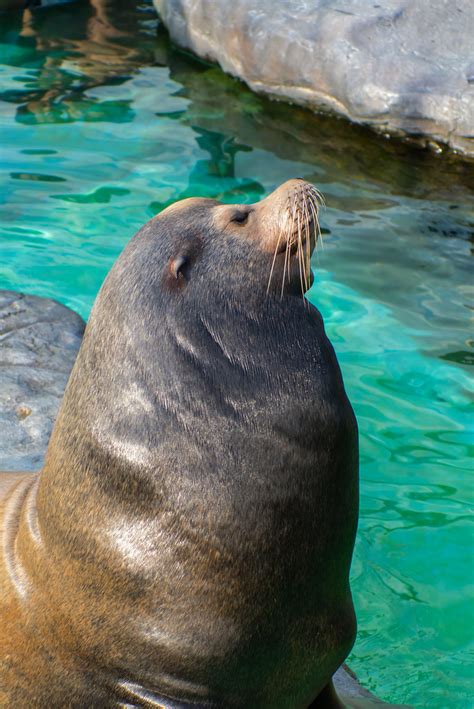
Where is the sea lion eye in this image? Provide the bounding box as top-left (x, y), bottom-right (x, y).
top-left (230, 210), bottom-right (249, 225)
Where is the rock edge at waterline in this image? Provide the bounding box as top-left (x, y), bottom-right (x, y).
top-left (153, 0), bottom-right (474, 157)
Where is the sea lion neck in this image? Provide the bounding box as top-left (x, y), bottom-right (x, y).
top-left (36, 288), bottom-right (326, 542)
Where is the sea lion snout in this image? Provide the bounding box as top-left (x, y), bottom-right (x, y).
top-left (215, 178), bottom-right (320, 252)
top-left (255, 178), bottom-right (322, 295)
top-left (208, 178), bottom-right (322, 296)
top-left (261, 178), bottom-right (321, 249)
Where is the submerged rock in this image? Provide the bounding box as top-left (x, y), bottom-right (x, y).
top-left (154, 0), bottom-right (474, 156)
top-left (0, 290), bottom-right (84, 471)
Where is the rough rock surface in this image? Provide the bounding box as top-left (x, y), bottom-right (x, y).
top-left (154, 0), bottom-right (474, 156)
top-left (0, 290), bottom-right (407, 706)
top-left (0, 290), bottom-right (84, 472)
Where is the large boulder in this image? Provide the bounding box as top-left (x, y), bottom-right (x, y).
top-left (0, 291), bottom-right (84, 472)
top-left (154, 0), bottom-right (474, 156)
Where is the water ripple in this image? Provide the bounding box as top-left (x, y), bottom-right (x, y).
top-left (0, 4), bottom-right (472, 707)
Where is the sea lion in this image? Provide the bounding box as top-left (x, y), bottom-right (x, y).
top-left (1, 179), bottom-right (361, 708)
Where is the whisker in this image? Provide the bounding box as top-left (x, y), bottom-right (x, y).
top-left (281, 194), bottom-right (296, 298)
top-left (290, 194), bottom-right (299, 286)
top-left (266, 183), bottom-right (325, 300)
top-left (302, 191), bottom-right (312, 288)
top-left (309, 185), bottom-right (325, 207)
top-left (309, 187), bottom-right (324, 246)
top-left (300, 220), bottom-right (309, 294)
top-left (295, 207), bottom-right (302, 284)
top-left (308, 194), bottom-right (322, 252)
top-left (266, 217), bottom-right (286, 295)
top-left (300, 186), bottom-right (315, 297)
top-left (297, 237), bottom-right (307, 301)
top-left (281, 238), bottom-right (290, 299)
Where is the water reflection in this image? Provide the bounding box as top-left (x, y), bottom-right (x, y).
top-left (1, 0), bottom-right (157, 122)
top-left (147, 127), bottom-right (266, 211)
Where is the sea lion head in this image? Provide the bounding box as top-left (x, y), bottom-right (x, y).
top-left (139, 178), bottom-right (322, 308)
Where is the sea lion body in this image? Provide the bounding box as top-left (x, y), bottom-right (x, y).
top-left (0, 181), bottom-right (359, 707)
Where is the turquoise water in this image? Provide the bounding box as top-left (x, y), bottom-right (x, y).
top-left (0, 2), bottom-right (473, 706)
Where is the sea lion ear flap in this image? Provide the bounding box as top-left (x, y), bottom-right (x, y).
top-left (170, 255), bottom-right (188, 280)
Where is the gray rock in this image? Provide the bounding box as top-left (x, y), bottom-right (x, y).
top-left (0, 290), bottom-right (84, 472)
top-left (0, 291), bottom-right (407, 706)
top-left (334, 664), bottom-right (411, 706)
top-left (154, 0), bottom-right (474, 156)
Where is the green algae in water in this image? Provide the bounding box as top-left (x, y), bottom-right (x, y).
top-left (0, 2), bottom-right (473, 707)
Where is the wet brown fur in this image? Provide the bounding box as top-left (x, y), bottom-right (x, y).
top-left (0, 180), bottom-right (359, 708)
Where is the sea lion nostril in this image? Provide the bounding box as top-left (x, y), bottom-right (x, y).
top-left (230, 210), bottom-right (249, 225)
